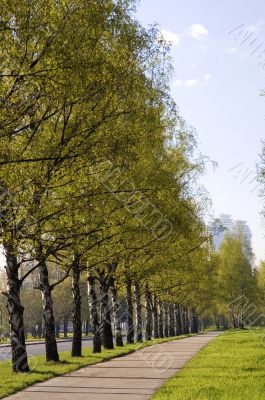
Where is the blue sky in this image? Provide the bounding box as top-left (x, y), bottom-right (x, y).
top-left (136, 0), bottom-right (265, 263)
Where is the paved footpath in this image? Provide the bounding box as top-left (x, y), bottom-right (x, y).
top-left (6, 332), bottom-right (220, 400)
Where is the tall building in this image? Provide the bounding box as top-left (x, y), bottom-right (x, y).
top-left (212, 214), bottom-right (234, 250)
top-left (233, 220), bottom-right (252, 244)
top-left (211, 214), bottom-right (252, 251)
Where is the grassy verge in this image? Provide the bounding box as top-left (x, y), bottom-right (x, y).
top-left (0, 333), bottom-right (193, 399)
top-left (152, 328), bottom-right (265, 400)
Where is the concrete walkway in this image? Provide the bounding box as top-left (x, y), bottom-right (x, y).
top-left (5, 332), bottom-right (220, 400)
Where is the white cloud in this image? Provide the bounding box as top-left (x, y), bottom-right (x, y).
top-left (174, 73), bottom-right (211, 88)
top-left (175, 78), bottom-right (199, 88)
top-left (225, 47), bottom-right (248, 60)
top-left (160, 23), bottom-right (208, 47)
top-left (198, 44), bottom-right (208, 51)
top-left (161, 29), bottom-right (181, 46)
top-left (185, 24), bottom-right (208, 40)
top-left (225, 47), bottom-right (238, 55)
top-left (246, 19), bottom-right (264, 34)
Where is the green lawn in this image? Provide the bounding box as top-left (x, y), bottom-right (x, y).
top-left (152, 329), bottom-right (265, 400)
top-left (0, 334), bottom-right (193, 399)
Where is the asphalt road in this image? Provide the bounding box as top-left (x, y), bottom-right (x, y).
top-left (0, 338), bottom-right (93, 362)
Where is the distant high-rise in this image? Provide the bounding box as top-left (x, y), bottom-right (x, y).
top-left (211, 214), bottom-right (233, 250)
top-left (211, 214), bottom-right (252, 251)
top-left (233, 220), bottom-right (252, 244)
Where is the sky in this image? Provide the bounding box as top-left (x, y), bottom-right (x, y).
top-left (136, 0), bottom-right (265, 264)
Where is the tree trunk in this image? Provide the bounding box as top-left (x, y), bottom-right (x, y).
top-left (63, 316), bottom-right (68, 338)
top-left (110, 278), bottom-right (123, 347)
top-left (190, 308), bottom-right (199, 333)
top-left (126, 274), bottom-right (134, 344)
top-left (222, 315), bottom-right (228, 330)
top-left (38, 250), bottom-right (59, 362)
top-left (87, 273), bottom-right (101, 353)
top-left (164, 304), bottom-right (169, 337)
top-left (134, 279), bottom-right (143, 343)
top-left (240, 296), bottom-right (244, 329)
top-left (55, 322), bottom-right (60, 338)
top-left (153, 294), bottom-right (159, 339)
top-left (71, 254), bottom-right (82, 357)
top-left (145, 284), bottom-right (152, 341)
top-left (230, 311), bottom-right (237, 329)
top-left (85, 319), bottom-right (89, 336)
top-left (214, 313), bottom-right (220, 330)
top-left (4, 240), bottom-right (30, 372)
top-left (37, 320), bottom-right (43, 339)
top-left (175, 305), bottom-right (182, 336)
top-left (158, 301), bottom-right (164, 338)
top-left (100, 277), bottom-right (114, 349)
top-left (180, 307), bottom-right (186, 333)
top-left (169, 304), bottom-right (175, 337)
top-left (31, 326), bottom-right (35, 338)
top-left (182, 308), bottom-right (190, 334)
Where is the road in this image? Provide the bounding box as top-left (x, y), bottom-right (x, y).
top-left (0, 338), bottom-right (93, 362)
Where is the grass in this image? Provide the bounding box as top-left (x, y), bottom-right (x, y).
top-left (152, 328), bottom-right (265, 400)
top-left (0, 333), bottom-right (193, 399)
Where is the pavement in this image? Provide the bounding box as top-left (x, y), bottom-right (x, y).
top-left (5, 332), bottom-right (221, 400)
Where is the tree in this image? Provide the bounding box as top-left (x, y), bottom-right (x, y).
top-left (216, 228), bottom-right (257, 329)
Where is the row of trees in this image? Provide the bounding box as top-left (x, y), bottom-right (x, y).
top-left (0, 0), bottom-right (215, 373)
top-left (2, 219), bottom-right (262, 351)
top-left (2, 0), bottom-right (265, 377)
